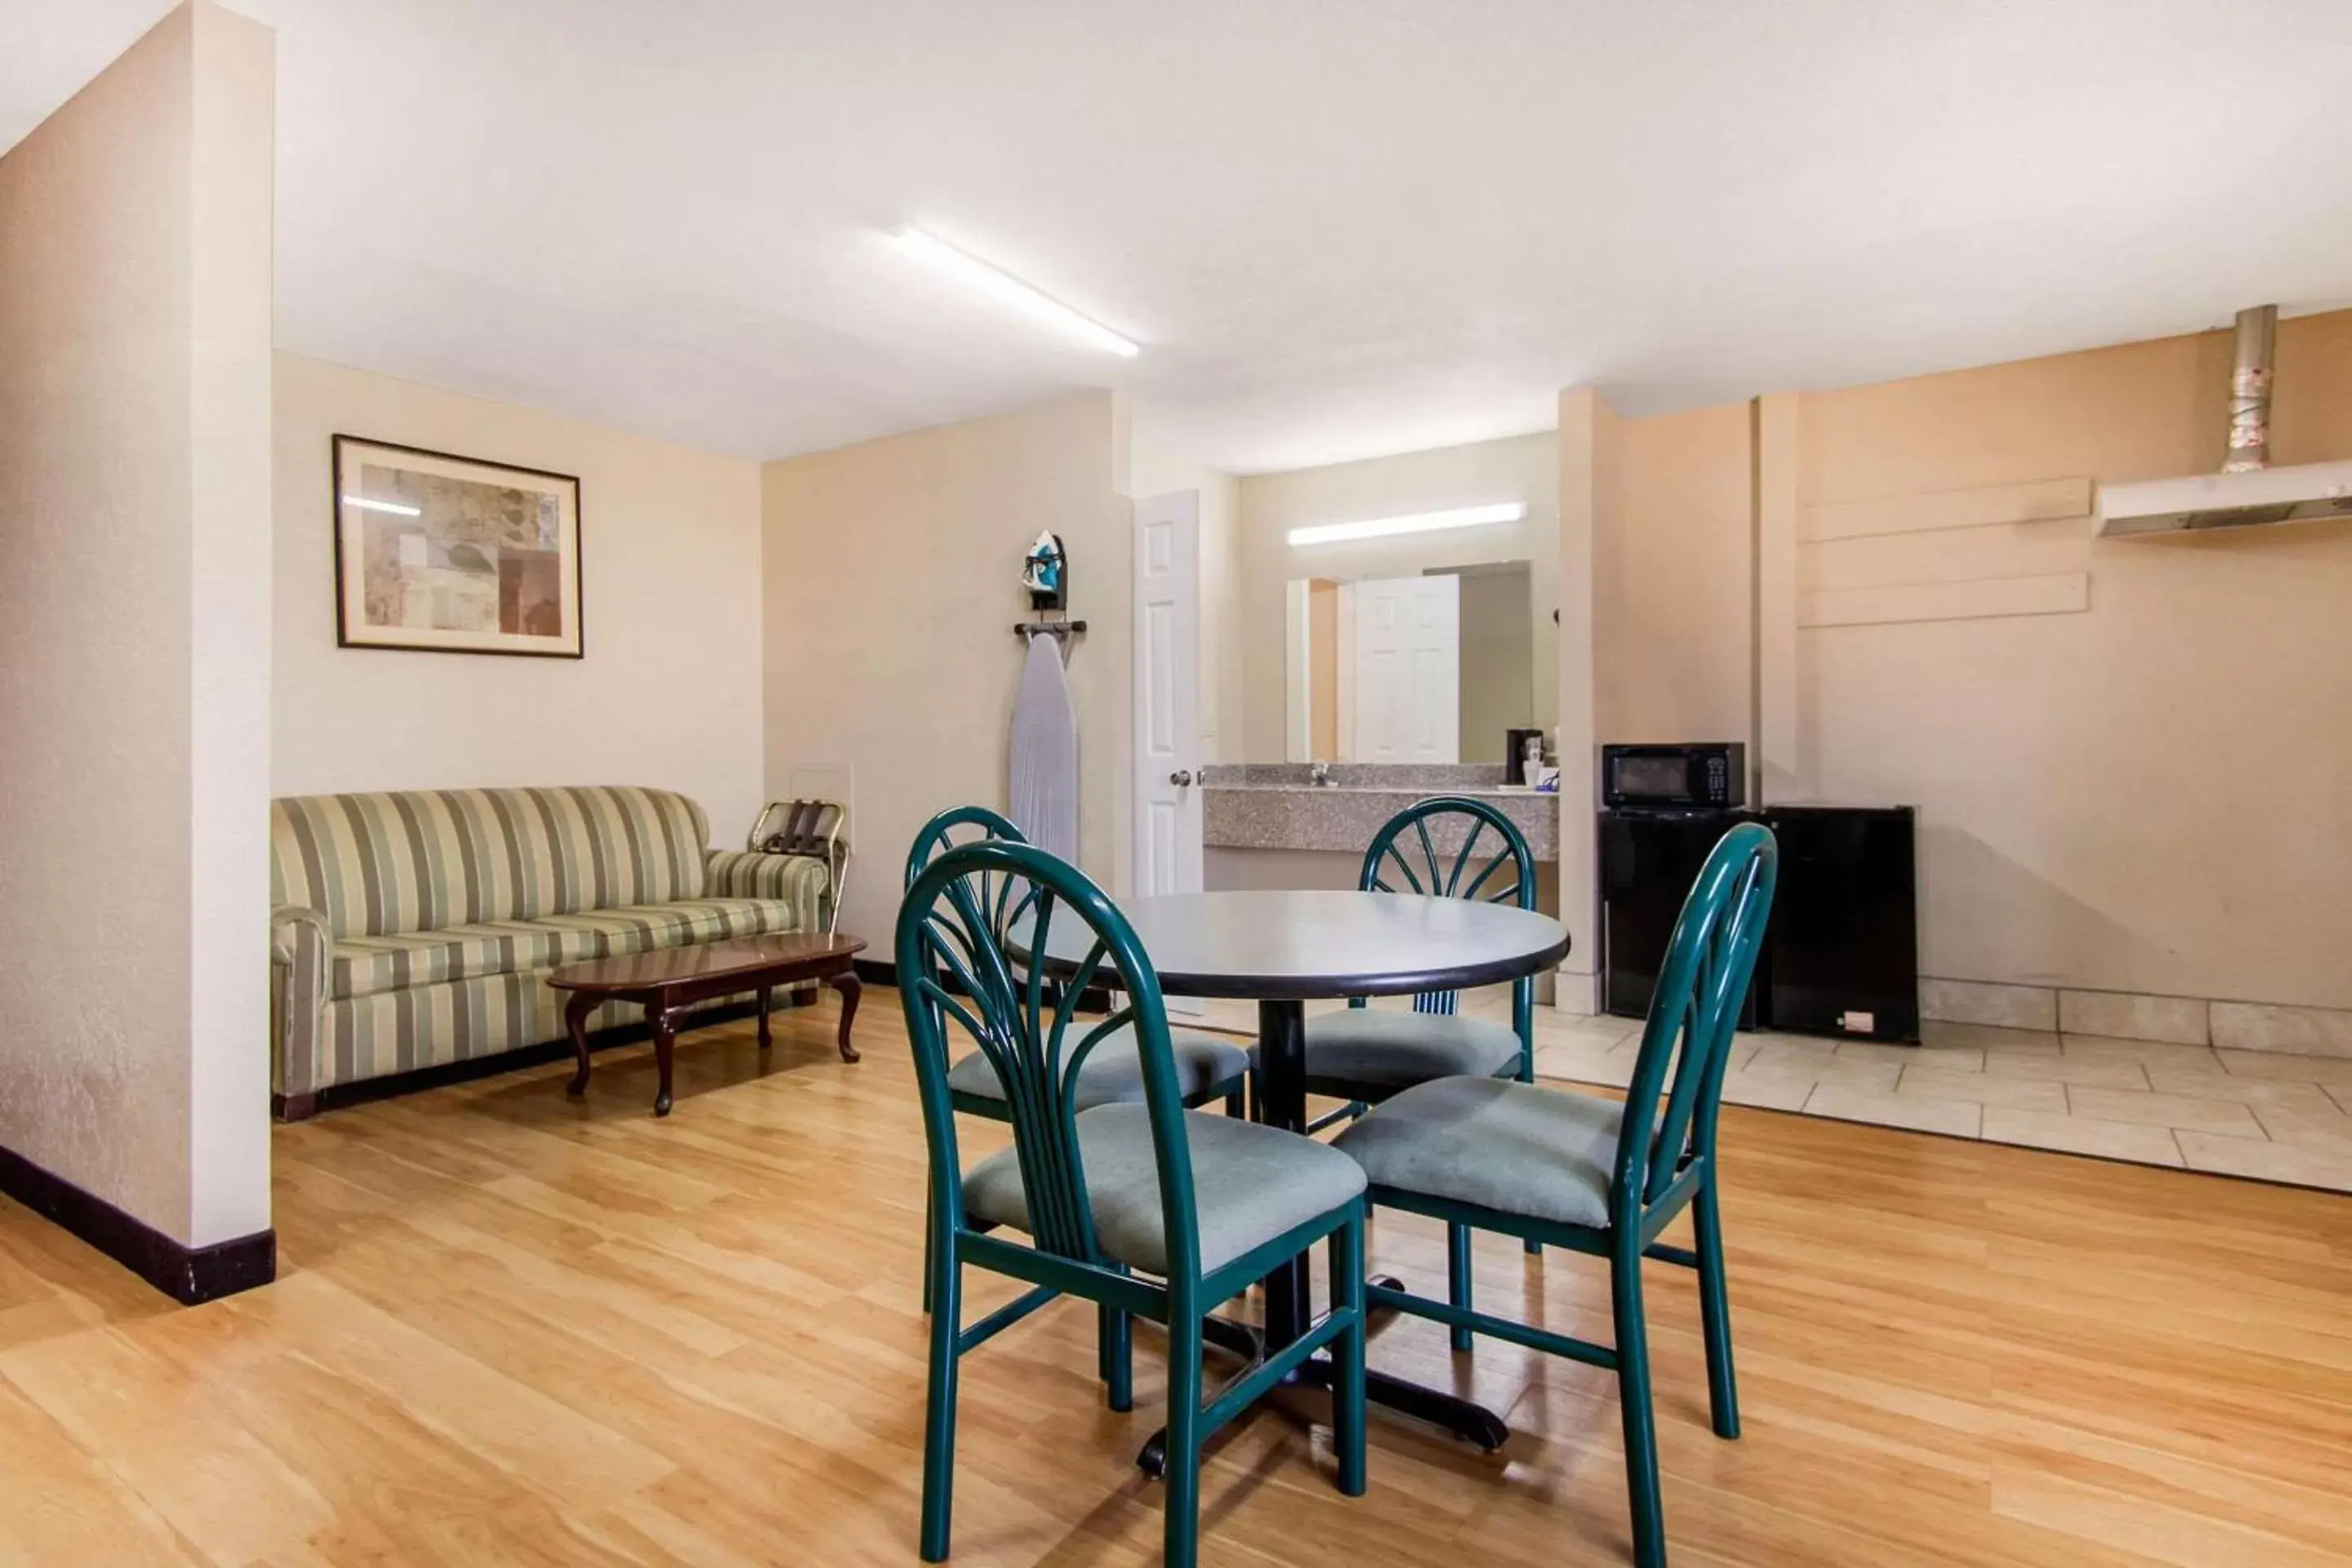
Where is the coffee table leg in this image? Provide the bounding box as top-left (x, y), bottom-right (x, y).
top-left (564, 992), bottom-right (599, 1097)
top-left (828, 969), bottom-right (862, 1062)
top-left (649, 1004), bottom-right (677, 1116)
top-left (757, 985), bottom-right (773, 1049)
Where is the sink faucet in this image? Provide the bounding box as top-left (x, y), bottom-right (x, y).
top-left (1309, 760), bottom-right (1333, 788)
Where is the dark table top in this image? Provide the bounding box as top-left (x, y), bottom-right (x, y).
top-left (1027, 889), bottom-right (1570, 1000)
top-left (547, 933), bottom-right (864, 991)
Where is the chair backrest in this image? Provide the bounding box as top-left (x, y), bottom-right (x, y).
top-left (903, 804), bottom-right (1026, 889)
top-left (897, 839), bottom-right (1203, 1281)
top-left (1612, 822), bottom-right (1778, 1221)
top-left (1358, 795), bottom-right (1538, 1022)
top-left (904, 806), bottom-right (1033, 976)
top-left (270, 786), bottom-right (710, 938)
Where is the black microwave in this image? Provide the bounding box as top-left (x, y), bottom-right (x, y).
top-left (1601, 743), bottom-right (1747, 808)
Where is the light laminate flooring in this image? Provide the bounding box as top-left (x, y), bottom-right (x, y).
top-left (2, 996), bottom-right (2350, 1565)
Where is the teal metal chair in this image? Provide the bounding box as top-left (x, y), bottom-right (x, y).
top-left (899, 839), bottom-right (1370, 1568)
top-left (1299, 795), bottom-right (1540, 1114)
top-left (905, 807), bottom-right (1250, 1124)
top-left (1331, 822), bottom-right (1777, 1568)
top-left (1294, 795), bottom-right (1543, 1345)
top-left (904, 807), bottom-right (1254, 1319)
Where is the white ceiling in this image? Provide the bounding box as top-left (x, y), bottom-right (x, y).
top-left (7, 0), bottom-right (2352, 473)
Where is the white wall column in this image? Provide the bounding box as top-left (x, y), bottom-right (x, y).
top-left (0, 0), bottom-right (276, 1288)
top-left (1752, 391), bottom-right (1802, 804)
top-left (1553, 386), bottom-right (1617, 1010)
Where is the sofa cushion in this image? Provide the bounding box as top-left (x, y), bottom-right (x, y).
top-left (528, 898), bottom-right (811, 962)
top-left (331, 919), bottom-right (577, 1000)
top-left (330, 896), bottom-right (807, 1000)
top-left (272, 786), bottom-right (713, 938)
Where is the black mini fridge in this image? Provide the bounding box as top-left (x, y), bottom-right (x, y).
top-left (1757, 804), bottom-right (1918, 1042)
top-left (1598, 806), bottom-right (1760, 1026)
top-left (1599, 803), bottom-right (1918, 1042)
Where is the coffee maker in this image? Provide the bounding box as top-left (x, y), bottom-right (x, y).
top-left (1504, 727), bottom-right (1547, 784)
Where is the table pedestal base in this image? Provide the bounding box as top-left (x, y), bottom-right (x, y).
top-left (1199, 1316), bottom-right (1261, 1361)
top-left (1128, 992), bottom-right (1517, 1477)
top-left (1132, 1343), bottom-right (1509, 1478)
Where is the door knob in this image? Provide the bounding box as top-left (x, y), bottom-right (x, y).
top-left (1169, 769), bottom-right (1194, 786)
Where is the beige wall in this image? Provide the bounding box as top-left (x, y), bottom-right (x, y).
top-left (763, 395), bottom-right (1131, 944)
top-left (1791, 311), bottom-right (2352, 1009)
top-left (1552, 390), bottom-right (1612, 1003)
top-left (1238, 431), bottom-right (1559, 760)
top-left (272, 354), bottom-right (767, 841)
top-left (1582, 309), bottom-right (2352, 1013)
top-left (0, 2), bottom-right (274, 1245)
top-left (1599, 403), bottom-right (1754, 746)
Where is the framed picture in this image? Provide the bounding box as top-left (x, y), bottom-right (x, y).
top-left (332, 434), bottom-right (583, 657)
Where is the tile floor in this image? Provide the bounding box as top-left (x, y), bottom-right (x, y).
top-left (1187, 995), bottom-right (2352, 1196)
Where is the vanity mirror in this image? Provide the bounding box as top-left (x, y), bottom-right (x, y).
top-left (1281, 558), bottom-right (1543, 766)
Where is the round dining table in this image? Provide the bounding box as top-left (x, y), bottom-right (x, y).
top-left (1032, 886), bottom-right (1573, 1464)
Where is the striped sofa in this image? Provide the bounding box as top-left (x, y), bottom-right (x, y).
top-left (269, 786), bottom-right (830, 1117)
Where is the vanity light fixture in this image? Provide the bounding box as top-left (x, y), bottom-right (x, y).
top-left (892, 225), bottom-right (1140, 358)
top-left (340, 495), bottom-right (422, 516)
top-left (1285, 501), bottom-right (1526, 547)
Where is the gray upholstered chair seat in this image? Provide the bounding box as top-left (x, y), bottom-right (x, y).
top-left (1331, 1075), bottom-right (1624, 1229)
top-left (964, 1103), bottom-right (1366, 1277)
top-left (1290, 1008), bottom-right (1524, 1091)
top-left (947, 1026), bottom-right (1248, 1112)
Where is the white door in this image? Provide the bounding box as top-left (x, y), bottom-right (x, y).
top-left (1133, 491), bottom-right (1205, 927)
top-left (1351, 573), bottom-right (1459, 763)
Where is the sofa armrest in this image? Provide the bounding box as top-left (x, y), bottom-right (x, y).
top-left (270, 905), bottom-right (333, 1101)
top-left (706, 849), bottom-right (831, 932)
top-left (271, 903), bottom-right (330, 965)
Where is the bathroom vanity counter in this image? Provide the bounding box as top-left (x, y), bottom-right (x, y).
top-left (1201, 764), bottom-right (1558, 861)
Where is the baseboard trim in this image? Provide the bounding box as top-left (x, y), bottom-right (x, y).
top-left (0, 1142), bottom-right (275, 1305)
top-left (274, 1000), bottom-right (765, 1121)
top-left (1922, 977), bottom-right (2352, 1057)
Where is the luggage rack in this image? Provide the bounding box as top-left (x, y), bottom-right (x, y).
top-left (748, 798), bottom-right (849, 936)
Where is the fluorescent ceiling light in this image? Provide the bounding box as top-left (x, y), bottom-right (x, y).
top-left (1285, 501), bottom-right (1526, 547)
top-left (893, 225), bottom-right (1140, 358)
top-left (341, 494), bottom-right (421, 516)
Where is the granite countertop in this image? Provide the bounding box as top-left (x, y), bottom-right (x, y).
top-left (1205, 762), bottom-right (1521, 791)
top-left (1201, 764), bottom-right (1559, 860)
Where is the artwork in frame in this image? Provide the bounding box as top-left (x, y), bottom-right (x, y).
top-left (332, 434), bottom-right (583, 657)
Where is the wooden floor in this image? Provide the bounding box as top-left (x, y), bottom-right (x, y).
top-left (4, 999), bottom-right (2352, 1566)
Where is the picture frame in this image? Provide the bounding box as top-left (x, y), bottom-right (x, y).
top-left (331, 434), bottom-right (584, 658)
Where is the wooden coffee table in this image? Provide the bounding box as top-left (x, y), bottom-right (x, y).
top-left (548, 933), bottom-right (865, 1115)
